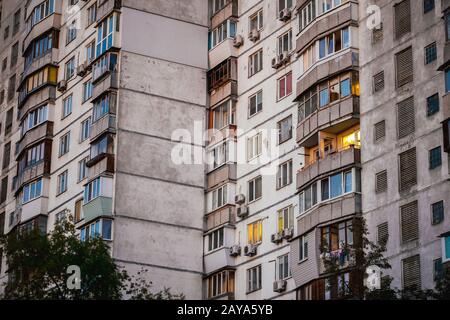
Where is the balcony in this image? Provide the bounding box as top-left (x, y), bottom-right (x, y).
top-left (444, 93), bottom-right (450, 121)
top-left (208, 124), bottom-right (237, 146)
top-left (21, 49), bottom-right (59, 84)
top-left (295, 2), bottom-right (358, 55)
top-left (439, 42), bottom-right (450, 71)
top-left (21, 196), bottom-right (49, 223)
top-left (15, 161), bottom-right (51, 192)
top-left (17, 122), bottom-right (53, 157)
top-left (19, 86), bottom-right (56, 119)
top-left (24, 13), bottom-right (62, 54)
top-left (204, 247), bottom-right (235, 275)
top-left (208, 58), bottom-right (238, 92)
top-left (87, 154), bottom-right (115, 180)
top-left (206, 205), bottom-right (236, 231)
top-left (210, 81), bottom-right (238, 107)
top-left (207, 163), bottom-right (237, 190)
top-left (82, 196), bottom-right (113, 225)
top-left (296, 96), bottom-right (360, 147)
top-left (90, 114), bottom-right (116, 141)
top-left (209, 39), bottom-right (239, 69)
top-left (319, 248), bottom-right (356, 275)
top-left (297, 193), bottom-right (361, 236)
top-left (96, 0), bottom-right (121, 24)
top-left (297, 146), bottom-right (361, 190)
top-left (211, 0), bottom-right (238, 30)
top-left (92, 72), bottom-right (119, 101)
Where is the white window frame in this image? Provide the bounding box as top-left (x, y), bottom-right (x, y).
top-left (207, 228), bottom-right (224, 252)
top-left (247, 265), bottom-right (262, 293)
top-left (212, 184), bottom-right (228, 210)
top-left (80, 117), bottom-right (91, 142)
top-left (57, 170), bottom-right (68, 195)
top-left (277, 160), bottom-right (293, 189)
top-left (62, 94), bottom-right (73, 118)
top-left (277, 254), bottom-right (291, 280)
top-left (247, 132), bottom-right (262, 161)
top-left (59, 132), bottom-right (70, 156)
top-left (277, 205), bottom-right (294, 232)
top-left (78, 157), bottom-right (89, 182)
top-left (249, 49), bottom-right (263, 77)
top-left (299, 235), bottom-right (308, 261)
top-left (278, 29), bottom-right (293, 56)
top-left (248, 176), bottom-right (262, 203)
top-left (248, 90), bottom-right (263, 117)
top-left (249, 9), bottom-right (264, 31)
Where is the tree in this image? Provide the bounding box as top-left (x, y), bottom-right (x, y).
top-left (0, 217), bottom-right (184, 300)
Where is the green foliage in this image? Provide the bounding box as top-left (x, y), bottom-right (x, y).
top-left (0, 217), bottom-right (184, 300)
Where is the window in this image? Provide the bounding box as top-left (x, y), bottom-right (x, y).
top-left (0, 177), bottom-right (8, 204)
top-left (208, 228), bottom-right (224, 251)
top-left (396, 47), bottom-right (413, 87)
top-left (399, 148), bottom-right (417, 191)
top-left (84, 177), bottom-right (101, 203)
top-left (2, 142), bottom-right (10, 169)
top-left (59, 132), bottom-right (70, 156)
top-left (431, 201), bottom-right (444, 225)
top-left (0, 212), bottom-right (4, 236)
top-left (57, 170), bottom-right (68, 195)
top-left (249, 90), bottom-right (263, 117)
top-left (374, 120), bottom-right (386, 142)
top-left (377, 222), bottom-right (389, 245)
top-left (298, 0), bottom-right (317, 32)
top-left (209, 0), bottom-right (227, 16)
top-left (78, 157), bottom-right (88, 182)
top-left (210, 100), bottom-right (234, 130)
top-left (247, 220), bottom-right (262, 245)
top-left (375, 170), bottom-right (388, 193)
top-left (249, 9), bottom-right (263, 31)
top-left (5, 107), bottom-right (13, 135)
top-left (2, 57), bottom-right (7, 71)
top-left (90, 135), bottom-right (109, 159)
top-left (208, 20), bottom-right (236, 49)
top-left (434, 258), bottom-right (443, 282)
top-left (426, 93), bottom-right (439, 116)
top-left (297, 86), bottom-right (318, 122)
top-left (247, 265), bottom-right (262, 293)
top-left (3, 26), bottom-right (9, 40)
top-left (10, 42), bottom-right (18, 67)
top-left (83, 80), bottom-right (93, 102)
top-left (248, 176), bottom-right (262, 202)
top-left (342, 130), bottom-right (361, 149)
top-left (277, 206), bottom-right (293, 232)
top-left (330, 173), bottom-right (343, 198)
top-left (208, 58), bottom-right (235, 90)
top-left (207, 270), bottom-right (235, 299)
top-left (23, 142), bottom-right (45, 167)
top-left (25, 31), bottom-right (58, 69)
top-left (278, 29), bottom-right (292, 55)
top-left (278, 0), bottom-right (293, 15)
top-left (22, 66), bottom-right (57, 95)
top-left (8, 74), bottom-right (16, 101)
top-left (212, 185), bottom-right (227, 210)
top-left (373, 71), bottom-right (385, 93)
top-left (93, 94), bottom-right (114, 122)
top-left (86, 41), bottom-right (95, 64)
top-left (92, 52), bottom-right (118, 82)
top-left (318, 27), bottom-right (350, 60)
top-left (443, 236), bottom-right (450, 263)
top-left (13, 9), bottom-right (20, 35)
top-left (87, 3), bottom-right (97, 26)
top-left (210, 141), bottom-right (228, 169)
top-left (277, 72), bottom-right (292, 100)
top-left (277, 116), bottom-right (292, 144)
top-left (247, 133), bottom-right (262, 161)
top-left (397, 96), bottom-right (415, 139)
top-left (80, 117), bottom-right (91, 142)
top-left (423, 0), bottom-right (435, 13)
top-left (21, 105), bottom-right (48, 136)
top-left (22, 179), bottom-right (42, 204)
top-left (394, 0), bottom-right (411, 39)
top-left (424, 42), bottom-right (437, 64)
top-left (26, 0), bottom-right (55, 32)
top-left (277, 254), bottom-right (290, 280)
top-left (65, 57), bottom-right (75, 80)
top-left (74, 199), bottom-right (83, 222)
top-left (80, 218), bottom-right (112, 241)
top-left (62, 94), bottom-right (73, 118)
top-left (299, 235), bottom-right (308, 261)
top-left (277, 160), bottom-right (293, 189)
top-left (447, 68), bottom-right (450, 93)
top-left (66, 20), bottom-right (77, 44)
top-left (321, 220), bottom-right (353, 253)
top-left (249, 49), bottom-right (263, 77)
top-left (299, 182), bottom-right (318, 214)
top-left (402, 255), bottom-right (421, 290)
top-left (96, 15), bottom-right (116, 57)
top-left (429, 146), bottom-right (442, 170)
top-left (401, 201), bottom-right (419, 243)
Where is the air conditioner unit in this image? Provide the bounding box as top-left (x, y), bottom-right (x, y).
top-left (235, 194), bottom-right (245, 205)
top-left (271, 232), bottom-right (283, 244)
top-left (77, 63), bottom-right (86, 77)
top-left (233, 35), bottom-right (244, 48)
top-left (244, 244), bottom-right (257, 257)
top-left (271, 57), bottom-right (281, 69)
top-left (282, 228), bottom-right (294, 240)
top-left (248, 29), bottom-right (260, 42)
top-left (57, 80), bottom-right (67, 92)
top-left (279, 8), bottom-right (292, 22)
top-left (273, 279), bottom-right (287, 292)
top-left (237, 205), bottom-right (249, 218)
top-left (229, 245), bottom-right (241, 257)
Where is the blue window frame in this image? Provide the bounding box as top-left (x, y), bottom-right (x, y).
top-left (431, 201), bottom-right (444, 225)
top-left (429, 146), bottom-right (442, 169)
top-left (426, 93), bottom-right (439, 116)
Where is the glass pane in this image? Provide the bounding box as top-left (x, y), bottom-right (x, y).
top-left (330, 173), bottom-right (343, 198)
top-left (344, 171), bottom-right (352, 193)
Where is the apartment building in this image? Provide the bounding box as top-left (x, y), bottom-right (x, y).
top-left (359, 0), bottom-right (450, 292)
top-left (0, 0), bottom-right (208, 299)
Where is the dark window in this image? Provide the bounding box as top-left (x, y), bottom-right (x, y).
top-left (10, 42), bottom-right (18, 67)
top-left (5, 108), bottom-right (13, 135)
top-left (434, 258), bottom-right (443, 282)
top-left (396, 47), bottom-right (413, 87)
top-left (377, 222), bottom-right (389, 245)
top-left (402, 255), bottom-right (421, 290)
top-left (374, 120), bottom-right (386, 142)
top-left (431, 201), bottom-right (444, 225)
top-left (423, 0), bottom-right (435, 13)
top-left (401, 201), bottom-right (419, 243)
top-left (2, 142), bottom-right (11, 169)
top-left (429, 146), bottom-right (442, 169)
top-left (375, 170), bottom-right (388, 193)
top-left (373, 71), bottom-right (385, 92)
top-left (426, 93), bottom-right (439, 116)
top-left (372, 23), bottom-right (383, 43)
top-left (397, 96), bottom-right (415, 139)
top-left (0, 177), bottom-right (8, 204)
top-left (13, 9), bottom-right (20, 35)
top-left (0, 212), bottom-right (4, 236)
top-left (424, 42), bottom-right (437, 64)
top-left (7, 74), bottom-right (16, 101)
top-left (446, 68), bottom-right (450, 93)
top-left (399, 148), bottom-right (417, 191)
top-left (394, 0), bottom-right (411, 39)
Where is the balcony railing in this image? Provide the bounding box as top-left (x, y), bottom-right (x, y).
top-left (211, 0), bottom-right (238, 30)
top-left (207, 163), bottom-right (237, 191)
top-left (96, 0), bottom-right (121, 24)
top-left (204, 247), bottom-right (235, 275)
top-left (319, 248), bottom-right (356, 275)
top-left (82, 196), bottom-right (113, 225)
top-left (16, 122), bottom-right (53, 157)
top-left (15, 160), bottom-right (51, 192)
top-left (208, 124), bottom-right (237, 146)
top-left (21, 49), bottom-right (59, 84)
top-left (92, 72), bottom-right (119, 101)
top-left (87, 154), bottom-right (115, 180)
top-left (297, 146), bottom-right (361, 190)
top-left (206, 205), bottom-right (236, 231)
top-left (90, 114), bottom-right (116, 141)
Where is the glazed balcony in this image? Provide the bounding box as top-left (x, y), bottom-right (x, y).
top-left (24, 13), bottom-right (62, 54)
top-left (297, 193), bottom-right (361, 236)
top-left (319, 247), bottom-right (356, 275)
top-left (297, 146), bottom-right (361, 190)
top-left (210, 81), bottom-right (238, 107)
top-left (208, 58), bottom-right (238, 92)
top-left (207, 163), bottom-right (237, 191)
top-left (208, 124), bottom-right (237, 146)
top-left (20, 196), bottom-right (49, 223)
top-left (211, 0), bottom-right (238, 30)
top-left (96, 0), bottom-right (121, 24)
top-left (206, 205), bottom-right (236, 231)
top-left (204, 247), bottom-right (235, 275)
top-left (90, 114), bottom-right (116, 141)
top-left (21, 49), bottom-right (59, 84)
top-left (296, 97), bottom-right (360, 147)
top-left (92, 72), bottom-right (119, 101)
top-left (295, 2), bottom-right (358, 55)
top-left (19, 86), bottom-right (56, 120)
top-left (16, 122), bottom-right (53, 157)
top-left (87, 154), bottom-right (115, 180)
top-left (209, 38), bottom-right (239, 69)
top-left (82, 196), bottom-right (113, 225)
top-left (15, 161), bottom-right (51, 192)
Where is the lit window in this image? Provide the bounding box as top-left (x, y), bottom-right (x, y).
top-left (247, 220), bottom-right (262, 245)
top-left (277, 206), bottom-right (293, 232)
top-left (342, 130), bottom-right (361, 149)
